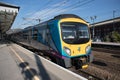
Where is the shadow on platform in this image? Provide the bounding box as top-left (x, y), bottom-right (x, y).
top-left (19, 55), bottom-right (51, 80)
top-left (34, 54), bottom-right (51, 80)
top-left (19, 62), bottom-right (38, 80)
top-left (0, 39), bottom-right (12, 45)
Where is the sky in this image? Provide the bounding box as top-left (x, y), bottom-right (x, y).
top-left (0, 0), bottom-right (120, 29)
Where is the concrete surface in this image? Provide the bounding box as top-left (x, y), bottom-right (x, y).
top-left (0, 42), bottom-right (87, 80)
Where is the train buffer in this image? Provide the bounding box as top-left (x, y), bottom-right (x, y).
top-left (0, 42), bottom-right (87, 80)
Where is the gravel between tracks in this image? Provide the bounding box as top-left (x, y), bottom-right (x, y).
top-left (82, 50), bottom-right (120, 80)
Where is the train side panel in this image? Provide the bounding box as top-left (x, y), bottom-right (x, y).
top-left (48, 20), bottom-right (62, 55)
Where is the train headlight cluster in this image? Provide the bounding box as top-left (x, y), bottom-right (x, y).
top-left (86, 45), bottom-right (91, 53)
top-left (64, 47), bottom-right (71, 55)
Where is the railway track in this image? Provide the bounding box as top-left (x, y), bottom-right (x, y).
top-left (92, 42), bottom-right (120, 54)
top-left (69, 67), bottom-right (103, 80)
top-left (92, 47), bottom-right (120, 55)
top-left (91, 47), bottom-right (120, 80)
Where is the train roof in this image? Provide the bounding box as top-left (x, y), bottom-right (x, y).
top-left (23, 14), bottom-right (87, 30)
top-left (54, 14), bottom-right (86, 21)
top-left (24, 26), bottom-right (34, 30)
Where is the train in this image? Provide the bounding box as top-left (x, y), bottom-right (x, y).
top-left (9, 14), bottom-right (93, 69)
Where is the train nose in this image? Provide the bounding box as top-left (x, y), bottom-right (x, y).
top-left (77, 47), bottom-right (81, 52)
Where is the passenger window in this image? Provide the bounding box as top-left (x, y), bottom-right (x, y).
top-left (33, 29), bottom-right (38, 40)
top-left (23, 32), bottom-right (28, 39)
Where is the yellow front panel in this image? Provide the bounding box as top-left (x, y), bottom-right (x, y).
top-left (59, 18), bottom-right (87, 24)
top-left (62, 41), bottom-right (91, 56)
top-left (58, 18), bottom-right (91, 56)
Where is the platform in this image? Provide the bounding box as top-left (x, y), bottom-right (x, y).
top-left (92, 41), bottom-right (120, 48)
top-left (92, 42), bottom-right (120, 46)
top-left (0, 42), bottom-right (87, 80)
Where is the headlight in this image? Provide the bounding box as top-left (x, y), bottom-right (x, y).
top-left (64, 47), bottom-right (71, 55)
top-left (86, 45), bottom-right (91, 53)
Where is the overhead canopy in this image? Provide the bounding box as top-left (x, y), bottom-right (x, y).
top-left (0, 2), bottom-right (19, 33)
top-left (90, 17), bottom-right (120, 27)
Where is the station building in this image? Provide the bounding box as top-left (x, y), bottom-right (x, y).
top-left (0, 2), bottom-right (19, 39)
top-left (90, 17), bottom-right (120, 41)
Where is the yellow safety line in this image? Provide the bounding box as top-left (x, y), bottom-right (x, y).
top-left (15, 44), bottom-right (33, 58)
top-left (9, 46), bottom-right (40, 80)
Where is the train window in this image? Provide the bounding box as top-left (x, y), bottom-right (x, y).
top-left (23, 32), bottom-right (28, 39)
top-left (61, 22), bottom-right (90, 44)
top-left (33, 29), bottom-right (38, 40)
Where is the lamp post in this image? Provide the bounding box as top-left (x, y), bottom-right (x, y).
top-left (0, 21), bottom-right (2, 39)
top-left (90, 16), bottom-right (97, 40)
top-left (113, 10), bottom-right (116, 31)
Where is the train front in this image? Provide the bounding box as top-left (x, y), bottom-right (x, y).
top-left (59, 17), bottom-right (93, 69)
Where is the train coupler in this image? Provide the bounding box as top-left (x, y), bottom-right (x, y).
top-left (73, 57), bottom-right (88, 69)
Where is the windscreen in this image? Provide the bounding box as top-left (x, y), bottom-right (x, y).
top-left (61, 22), bottom-right (90, 44)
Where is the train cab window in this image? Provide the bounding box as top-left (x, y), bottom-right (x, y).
top-left (61, 22), bottom-right (90, 44)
